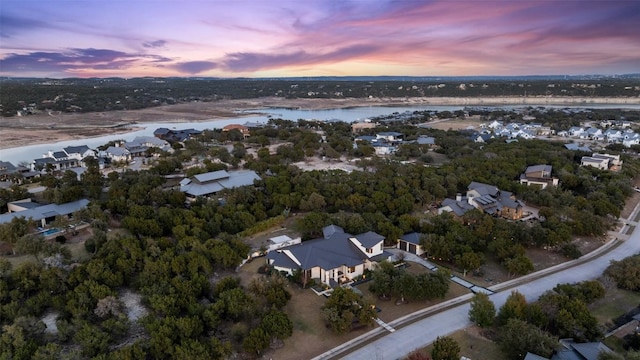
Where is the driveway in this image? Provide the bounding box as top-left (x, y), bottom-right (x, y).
top-left (336, 201), bottom-right (640, 360)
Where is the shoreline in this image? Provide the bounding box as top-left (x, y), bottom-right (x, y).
top-left (1, 96), bottom-right (639, 151)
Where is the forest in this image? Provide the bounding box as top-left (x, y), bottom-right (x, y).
top-left (1, 77), bottom-right (640, 116)
top-left (0, 111), bottom-right (639, 359)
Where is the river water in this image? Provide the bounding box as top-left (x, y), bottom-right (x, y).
top-left (1, 104), bottom-right (639, 164)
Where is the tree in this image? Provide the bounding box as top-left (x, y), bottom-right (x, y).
top-left (497, 290), bottom-right (528, 325)
top-left (469, 292), bottom-right (496, 327)
top-left (242, 327), bottom-right (270, 356)
top-left (499, 319), bottom-right (558, 360)
top-left (321, 287), bottom-right (376, 334)
top-left (260, 309), bottom-right (293, 341)
top-left (455, 251), bottom-right (484, 277)
top-left (431, 336), bottom-right (460, 360)
top-left (605, 255), bottom-right (640, 291)
top-left (504, 255), bottom-right (534, 277)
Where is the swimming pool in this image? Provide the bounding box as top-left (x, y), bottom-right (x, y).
top-left (41, 228), bottom-right (62, 236)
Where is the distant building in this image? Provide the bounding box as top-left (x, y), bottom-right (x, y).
top-left (351, 121), bottom-right (377, 133)
top-left (222, 124), bottom-right (251, 139)
top-left (581, 153), bottom-right (623, 171)
top-left (438, 182), bottom-right (524, 220)
top-left (0, 198), bottom-right (90, 227)
top-left (179, 169), bottom-right (261, 198)
top-left (520, 165), bottom-right (559, 189)
top-left (153, 128), bottom-right (202, 143)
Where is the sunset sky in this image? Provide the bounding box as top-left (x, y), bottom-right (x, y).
top-left (1, 0), bottom-right (639, 78)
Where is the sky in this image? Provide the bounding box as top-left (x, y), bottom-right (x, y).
top-left (1, 0), bottom-right (639, 78)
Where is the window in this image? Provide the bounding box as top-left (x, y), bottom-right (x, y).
top-left (366, 248), bottom-right (373, 254)
top-left (348, 266), bottom-right (356, 273)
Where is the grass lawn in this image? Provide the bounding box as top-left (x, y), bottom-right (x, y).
top-left (590, 286), bottom-right (640, 329)
top-left (416, 326), bottom-right (506, 360)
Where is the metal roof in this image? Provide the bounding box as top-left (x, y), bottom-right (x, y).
top-left (0, 198), bottom-right (90, 224)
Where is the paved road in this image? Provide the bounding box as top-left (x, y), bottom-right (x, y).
top-left (342, 203), bottom-right (640, 360)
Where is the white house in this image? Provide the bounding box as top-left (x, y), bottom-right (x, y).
top-left (397, 232), bottom-right (426, 256)
top-left (266, 225), bottom-right (391, 287)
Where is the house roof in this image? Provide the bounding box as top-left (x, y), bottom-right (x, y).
top-left (270, 228), bottom-right (385, 272)
top-left (551, 341), bottom-right (613, 360)
top-left (565, 144), bottom-right (591, 152)
top-left (194, 170), bottom-right (229, 183)
top-left (181, 170), bottom-right (260, 197)
top-left (525, 165), bottom-right (552, 174)
top-left (106, 146), bottom-right (130, 156)
top-left (441, 198), bottom-right (475, 216)
top-left (400, 232), bottom-right (421, 245)
top-left (354, 231), bottom-right (384, 248)
top-left (269, 235), bottom-right (293, 245)
top-left (52, 151), bottom-right (67, 159)
top-left (0, 198), bottom-right (90, 224)
top-left (63, 145), bottom-right (90, 155)
top-left (0, 161), bottom-right (17, 176)
top-left (524, 353), bottom-right (549, 360)
top-left (154, 127), bottom-right (172, 135)
top-left (416, 136), bottom-right (436, 145)
top-left (468, 182), bottom-right (499, 197)
top-left (323, 224), bottom-right (344, 239)
top-left (377, 131), bottom-right (403, 137)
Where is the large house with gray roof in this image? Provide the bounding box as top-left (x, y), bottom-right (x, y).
top-left (438, 182), bottom-right (525, 220)
top-left (179, 169), bottom-right (261, 198)
top-left (267, 225), bottom-right (392, 287)
top-left (0, 198), bottom-right (89, 227)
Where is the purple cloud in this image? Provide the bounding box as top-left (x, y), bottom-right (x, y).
top-left (143, 40), bottom-right (167, 48)
top-left (222, 44), bottom-right (379, 72)
top-left (0, 48), bottom-right (171, 74)
top-left (0, 14), bottom-right (58, 38)
top-left (172, 61), bottom-right (218, 74)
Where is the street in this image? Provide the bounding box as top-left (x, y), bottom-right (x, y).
top-left (341, 201), bottom-right (640, 360)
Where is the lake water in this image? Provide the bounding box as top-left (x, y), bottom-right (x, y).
top-left (2, 103), bottom-right (639, 164)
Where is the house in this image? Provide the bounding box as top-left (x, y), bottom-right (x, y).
top-left (568, 126), bottom-right (585, 137)
top-left (439, 182), bottom-right (525, 220)
top-left (179, 169), bottom-right (261, 198)
top-left (438, 197), bottom-right (476, 217)
top-left (154, 128), bottom-right (202, 143)
top-left (622, 133), bottom-right (640, 147)
top-left (376, 131), bottom-right (403, 143)
top-left (124, 136), bottom-right (172, 156)
top-left (223, 124), bottom-right (251, 138)
top-left (397, 232), bottom-right (426, 256)
top-left (31, 149), bottom-right (82, 172)
top-left (0, 161), bottom-right (18, 180)
top-left (581, 153), bottom-right (623, 171)
top-left (581, 156), bottom-right (609, 170)
top-left (525, 339), bottom-right (613, 360)
top-left (520, 165), bottom-right (559, 189)
top-left (565, 143), bottom-right (591, 152)
top-left (372, 142), bottom-right (397, 155)
top-left (63, 145), bottom-right (95, 162)
top-left (266, 225), bottom-right (392, 287)
top-left (474, 133), bottom-right (494, 143)
top-left (102, 146), bottom-right (131, 162)
top-left (266, 235), bottom-right (302, 252)
top-left (416, 135), bottom-right (436, 147)
top-left (351, 121), bottom-right (377, 133)
top-left (581, 127), bottom-right (602, 139)
top-left (0, 198), bottom-right (90, 227)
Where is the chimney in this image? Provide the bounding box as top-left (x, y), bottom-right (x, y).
top-left (455, 193), bottom-right (462, 202)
